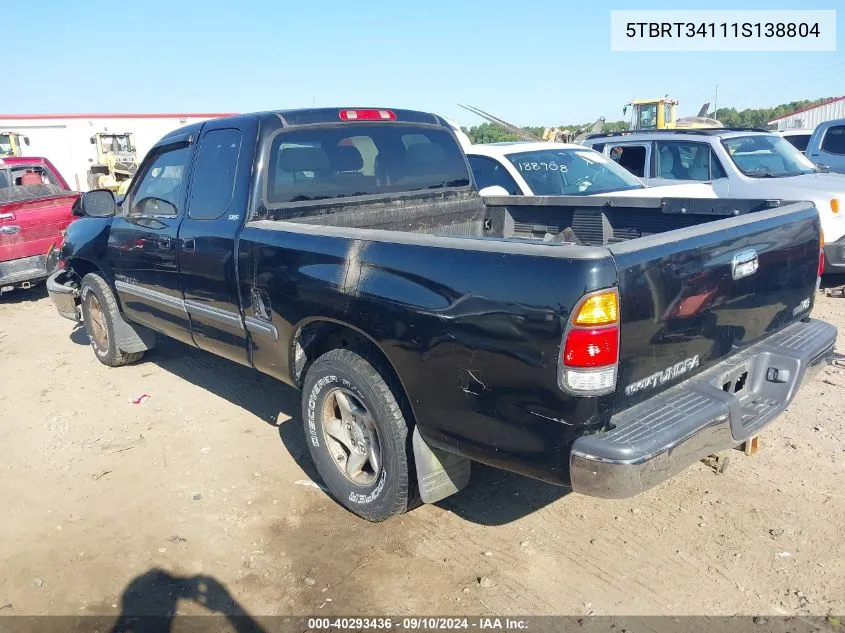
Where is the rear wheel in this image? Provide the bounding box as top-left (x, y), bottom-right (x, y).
top-left (302, 348), bottom-right (413, 522)
top-left (80, 273), bottom-right (144, 367)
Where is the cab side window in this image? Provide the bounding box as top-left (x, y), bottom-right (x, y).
top-left (128, 146), bottom-right (191, 217)
top-left (821, 125), bottom-right (845, 155)
top-left (655, 141), bottom-right (719, 181)
top-left (468, 156), bottom-right (521, 195)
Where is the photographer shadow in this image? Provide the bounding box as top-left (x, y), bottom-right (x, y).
top-left (109, 568), bottom-right (266, 633)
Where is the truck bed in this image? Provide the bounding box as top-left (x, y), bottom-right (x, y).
top-left (274, 191), bottom-right (789, 246)
top-left (245, 193), bottom-right (821, 435)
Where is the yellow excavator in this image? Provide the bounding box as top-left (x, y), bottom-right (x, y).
top-left (623, 96), bottom-right (722, 130)
top-left (0, 132), bottom-right (30, 157)
top-left (87, 132), bottom-right (138, 194)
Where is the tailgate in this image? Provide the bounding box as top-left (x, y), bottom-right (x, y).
top-left (0, 195), bottom-right (77, 263)
top-left (610, 202), bottom-right (821, 411)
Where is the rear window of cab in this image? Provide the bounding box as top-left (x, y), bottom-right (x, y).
top-left (265, 124), bottom-right (471, 204)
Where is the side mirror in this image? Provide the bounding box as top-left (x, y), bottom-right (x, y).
top-left (478, 185), bottom-right (510, 197)
top-left (90, 137), bottom-right (96, 145)
top-left (23, 136), bottom-right (30, 146)
top-left (72, 189), bottom-right (117, 218)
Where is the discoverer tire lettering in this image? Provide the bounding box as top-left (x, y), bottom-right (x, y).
top-left (301, 348), bottom-right (413, 522)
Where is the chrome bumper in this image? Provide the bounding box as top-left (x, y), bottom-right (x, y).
top-left (46, 270), bottom-right (80, 321)
top-left (570, 319), bottom-right (837, 498)
top-left (0, 254), bottom-right (48, 287)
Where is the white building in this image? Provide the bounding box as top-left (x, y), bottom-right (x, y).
top-left (0, 113), bottom-right (233, 190)
top-left (768, 97), bottom-right (845, 132)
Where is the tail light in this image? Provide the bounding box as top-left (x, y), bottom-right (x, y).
top-left (559, 289), bottom-right (620, 395)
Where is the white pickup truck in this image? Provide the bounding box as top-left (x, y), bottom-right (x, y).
top-left (582, 128), bottom-right (845, 273)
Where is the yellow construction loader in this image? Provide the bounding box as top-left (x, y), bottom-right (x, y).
top-left (87, 132), bottom-right (138, 194)
top-left (623, 97), bottom-right (722, 130)
top-left (0, 132), bottom-right (30, 157)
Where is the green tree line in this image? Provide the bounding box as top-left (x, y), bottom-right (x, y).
top-left (462, 97), bottom-right (837, 144)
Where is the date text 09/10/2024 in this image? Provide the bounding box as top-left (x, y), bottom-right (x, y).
top-left (307, 617), bottom-right (528, 630)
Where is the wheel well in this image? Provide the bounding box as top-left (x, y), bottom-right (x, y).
top-left (66, 257), bottom-right (103, 283)
top-left (293, 320), bottom-right (415, 422)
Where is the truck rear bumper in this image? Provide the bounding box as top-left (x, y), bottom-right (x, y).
top-left (0, 254), bottom-right (48, 287)
top-left (46, 269), bottom-right (80, 321)
top-left (823, 234), bottom-right (845, 273)
top-left (570, 318), bottom-right (837, 498)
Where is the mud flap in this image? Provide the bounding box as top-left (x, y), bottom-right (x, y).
top-left (113, 313), bottom-right (157, 353)
top-left (412, 427), bottom-right (471, 504)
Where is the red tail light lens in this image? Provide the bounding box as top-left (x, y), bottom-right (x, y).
top-left (339, 109), bottom-right (396, 121)
top-left (559, 289), bottom-right (620, 395)
top-left (563, 327), bottom-right (619, 368)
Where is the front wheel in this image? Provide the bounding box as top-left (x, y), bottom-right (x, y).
top-left (79, 273), bottom-right (144, 367)
top-left (302, 348), bottom-right (413, 522)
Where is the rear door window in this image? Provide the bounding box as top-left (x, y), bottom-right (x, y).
top-left (187, 129), bottom-right (242, 220)
top-left (821, 125), bottom-right (845, 155)
top-left (266, 124), bottom-right (470, 204)
top-left (609, 144), bottom-right (647, 177)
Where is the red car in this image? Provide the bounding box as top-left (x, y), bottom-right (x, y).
top-left (0, 157), bottom-right (79, 293)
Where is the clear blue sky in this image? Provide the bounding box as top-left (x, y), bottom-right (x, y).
top-left (6, 0), bottom-right (843, 126)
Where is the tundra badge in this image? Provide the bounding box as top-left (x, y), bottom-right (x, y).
top-left (625, 355), bottom-right (701, 396)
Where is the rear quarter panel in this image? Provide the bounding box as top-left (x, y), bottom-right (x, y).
top-left (238, 223), bottom-right (618, 482)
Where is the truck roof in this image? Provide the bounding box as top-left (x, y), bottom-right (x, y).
top-left (162, 108), bottom-right (447, 135)
top-left (156, 108), bottom-right (452, 146)
top-left (585, 127), bottom-right (771, 141)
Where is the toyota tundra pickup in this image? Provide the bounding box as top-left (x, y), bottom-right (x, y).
top-left (46, 108), bottom-right (836, 521)
top-left (0, 156), bottom-right (78, 293)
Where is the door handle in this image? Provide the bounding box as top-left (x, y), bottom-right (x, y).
top-left (182, 238), bottom-right (196, 253)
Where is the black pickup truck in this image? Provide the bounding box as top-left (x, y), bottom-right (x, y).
top-left (47, 108), bottom-right (836, 521)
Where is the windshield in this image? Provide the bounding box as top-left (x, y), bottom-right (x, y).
top-left (505, 148), bottom-right (644, 195)
top-left (103, 135), bottom-right (133, 153)
top-left (0, 134), bottom-right (13, 156)
top-left (722, 134), bottom-right (819, 177)
top-left (635, 104), bottom-right (658, 130)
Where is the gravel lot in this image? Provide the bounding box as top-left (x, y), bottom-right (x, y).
top-left (1, 284), bottom-right (843, 619)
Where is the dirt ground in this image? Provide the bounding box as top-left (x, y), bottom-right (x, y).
top-left (1, 284), bottom-right (843, 620)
